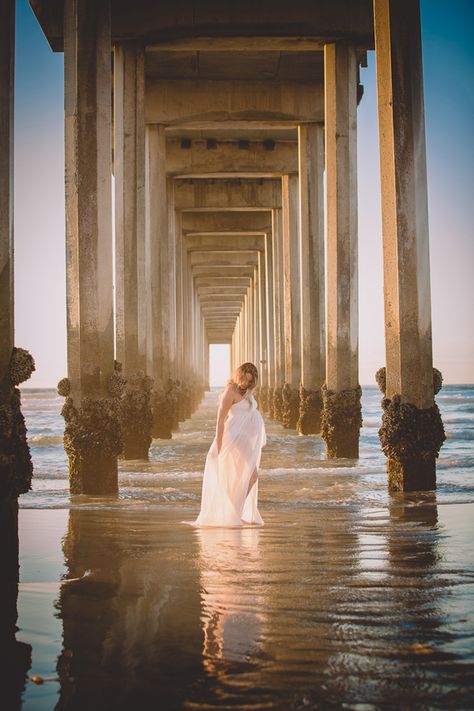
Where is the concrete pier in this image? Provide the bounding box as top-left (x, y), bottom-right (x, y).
top-left (114, 42), bottom-right (152, 460)
top-left (26, 0), bottom-right (444, 492)
top-left (374, 0), bottom-right (445, 490)
top-left (298, 124), bottom-right (325, 434)
top-left (322, 41), bottom-right (362, 459)
top-left (0, 0), bottom-right (35, 630)
top-left (282, 175), bottom-right (301, 429)
top-left (61, 0), bottom-right (119, 494)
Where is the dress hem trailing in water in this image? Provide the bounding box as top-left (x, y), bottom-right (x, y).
top-left (188, 392), bottom-right (267, 528)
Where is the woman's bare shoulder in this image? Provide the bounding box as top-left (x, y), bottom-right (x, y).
top-left (220, 380), bottom-right (234, 394)
top-left (219, 380), bottom-right (237, 403)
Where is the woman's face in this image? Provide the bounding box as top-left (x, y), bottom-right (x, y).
top-left (238, 371), bottom-right (253, 389)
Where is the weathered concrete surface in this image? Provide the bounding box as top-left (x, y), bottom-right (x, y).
top-left (167, 139), bottom-right (297, 176)
top-left (298, 124), bottom-right (325, 433)
top-left (282, 175), bottom-right (301, 394)
top-left (185, 234), bottom-right (265, 252)
top-left (190, 252), bottom-right (258, 267)
top-left (264, 232), bottom-right (275, 397)
top-left (258, 250), bottom-right (268, 388)
top-left (272, 209), bottom-right (285, 399)
top-left (374, 0), bottom-right (442, 489)
top-left (0, 0), bottom-right (14, 398)
top-left (174, 203), bottom-right (192, 378)
top-left (324, 41), bottom-right (360, 457)
top-left (374, 0), bottom-right (433, 409)
top-left (30, 1), bottom-right (375, 53)
top-left (182, 211), bottom-right (271, 233)
top-left (174, 179), bottom-right (282, 210)
top-left (146, 124), bottom-right (169, 383)
top-left (119, 371), bottom-right (153, 460)
top-left (197, 286), bottom-right (248, 296)
top-left (114, 42), bottom-right (144, 376)
top-left (64, 0), bottom-right (115, 402)
top-left (146, 80), bottom-right (324, 126)
top-left (376, 368), bottom-right (445, 492)
top-left (192, 266), bottom-right (256, 279)
top-left (0, 7), bottom-right (36, 596)
top-left (63, 0), bottom-right (118, 491)
top-left (194, 277), bottom-right (251, 287)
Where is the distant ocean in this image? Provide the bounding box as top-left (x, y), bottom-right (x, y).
top-left (18, 385), bottom-right (474, 510)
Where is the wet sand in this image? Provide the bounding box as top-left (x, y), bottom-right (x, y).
top-left (16, 498), bottom-right (474, 710)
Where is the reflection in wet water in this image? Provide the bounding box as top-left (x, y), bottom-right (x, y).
top-left (55, 509), bottom-right (203, 711)
top-left (14, 389), bottom-right (474, 709)
top-left (197, 527), bottom-right (264, 675)
top-left (41, 500), bottom-right (473, 710)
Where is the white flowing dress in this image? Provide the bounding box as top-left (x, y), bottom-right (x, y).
top-left (193, 392), bottom-right (267, 527)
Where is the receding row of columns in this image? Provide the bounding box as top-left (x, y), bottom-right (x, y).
top-left (0, 0), bottom-right (445, 502)
top-left (67, 1), bottom-right (442, 498)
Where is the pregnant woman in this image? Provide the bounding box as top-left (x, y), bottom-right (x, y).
top-left (193, 362), bottom-right (267, 527)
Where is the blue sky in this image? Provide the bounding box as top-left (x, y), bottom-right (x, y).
top-left (13, 0), bottom-right (474, 386)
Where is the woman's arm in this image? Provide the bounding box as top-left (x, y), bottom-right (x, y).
top-left (216, 384), bottom-right (234, 454)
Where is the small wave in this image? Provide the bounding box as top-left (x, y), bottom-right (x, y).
top-left (28, 434), bottom-right (63, 448)
top-left (119, 470), bottom-right (203, 481)
top-left (445, 430), bottom-right (474, 440)
top-left (438, 394), bottom-right (474, 403)
top-left (262, 465), bottom-right (385, 477)
top-left (362, 417), bottom-right (382, 428)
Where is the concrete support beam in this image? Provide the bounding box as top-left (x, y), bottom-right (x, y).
top-left (185, 235), bottom-right (264, 252)
top-left (245, 292), bottom-right (250, 362)
top-left (189, 252), bottom-right (258, 267)
top-left (182, 211), bottom-right (271, 233)
top-left (192, 266), bottom-right (256, 278)
top-left (167, 140), bottom-right (297, 176)
top-left (174, 205), bottom-right (185, 372)
top-left (146, 126), bottom-right (183, 439)
top-left (200, 295), bottom-right (245, 304)
top-left (264, 231), bottom-right (275, 406)
top-left (63, 0), bottom-right (117, 493)
top-left (195, 277), bottom-right (251, 288)
top-left (298, 123), bottom-right (325, 433)
top-left (167, 177), bottom-right (178, 370)
top-left (374, 0), bottom-right (444, 490)
top-left (0, 0), bottom-right (14, 395)
top-left (146, 79), bottom-right (324, 125)
top-left (64, 0), bottom-right (114, 401)
top-left (145, 124), bottom-right (169, 382)
top-left (197, 287), bottom-right (248, 296)
top-left (282, 175), bottom-right (301, 389)
top-left (323, 41), bottom-right (361, 458)
top-left (258, 250), bottom-right (268, 388)
top-left (31, 3), bottom-right (375, 52)
top-left (174, 179), bottom-right (282, 210)
top-left (272, 209), bottom-right (285, 391)
top-left (114, 42), bottom-right (145, 375)
top-left (281, 175), bottom-right (301, 428)
top-left (0, 0), bottom-right (32, 598)
top-left (114, 41), bottom-right (152, 459)
top-left (202, 309), bottom-right (242, 316)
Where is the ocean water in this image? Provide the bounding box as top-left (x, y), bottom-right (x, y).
top-left (19, 385), bottom-right (474, 512)
top-left (14, 385), bottom-right (474, 710)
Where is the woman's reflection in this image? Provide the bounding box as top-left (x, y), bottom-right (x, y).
top-left (195, 525), bottom-right (264, 676)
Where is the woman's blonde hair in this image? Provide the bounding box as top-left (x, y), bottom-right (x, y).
top-left (226, 362), bottom-right (258, 405)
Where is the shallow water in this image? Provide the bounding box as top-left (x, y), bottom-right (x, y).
top-left (14, 387), bottom-right (474, 709)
